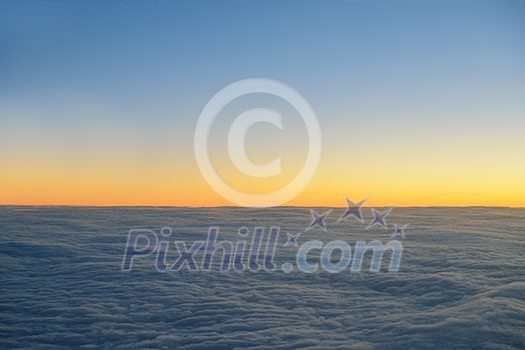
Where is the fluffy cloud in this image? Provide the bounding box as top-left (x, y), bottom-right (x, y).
top-left (0, 207), bottom-right (524, 349)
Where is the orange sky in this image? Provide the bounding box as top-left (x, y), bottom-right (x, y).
top-left (2, 132), bottom-right (524, 207)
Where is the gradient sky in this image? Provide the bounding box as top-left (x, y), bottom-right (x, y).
top-left (1, 0), bottom-right (524, 206)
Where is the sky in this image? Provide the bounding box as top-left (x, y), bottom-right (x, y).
top-left (1, 0), bottom-right (524, 207)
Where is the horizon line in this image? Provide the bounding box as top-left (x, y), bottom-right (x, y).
top-left (1, 204), bottom-right (524, 209)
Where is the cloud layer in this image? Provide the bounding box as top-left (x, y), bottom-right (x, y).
top-left (0, 207), bottom-right (524, 349)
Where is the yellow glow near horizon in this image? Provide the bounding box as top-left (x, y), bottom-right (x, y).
top-left (2, 111), bottom-right (524, 207)
top-left (2, 141), bottom-right (524, 207)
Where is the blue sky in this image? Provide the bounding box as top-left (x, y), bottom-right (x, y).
top-left (1, 0), bottom-right (524, 205)
top-left (3, 0), bottom-right (523, 116)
